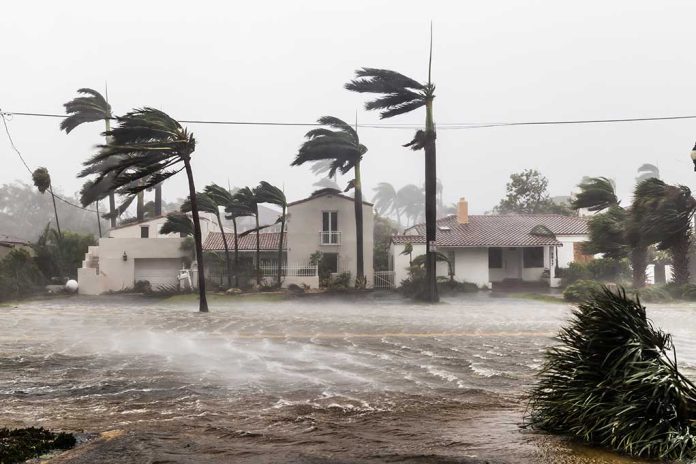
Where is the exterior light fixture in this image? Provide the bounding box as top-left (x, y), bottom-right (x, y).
top-left (122, 251), bottom-right (128, 261)
top-left (691, 142), bottom-right (696, 171)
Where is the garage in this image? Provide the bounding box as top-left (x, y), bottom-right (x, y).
top-left (134, 258), bottom-right (183, 290)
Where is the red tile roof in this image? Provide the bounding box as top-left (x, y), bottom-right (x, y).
top-left (203, 232), bottom-right (286, 251)
top-left (393, 214), bottom-right (588, 248)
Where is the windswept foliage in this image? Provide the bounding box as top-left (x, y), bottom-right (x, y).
top-left (255, 181), bottom-right (287, 287)
top-left (571, 177), bottom-right (618, 212)
top-left (60, 88), bottom-right (112, 134)
top-left (159, 212), bottom-right (194, 237)
top-left (527, 287), bottom-right (696, 460)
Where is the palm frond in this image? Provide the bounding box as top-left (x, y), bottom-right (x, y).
top-left (255, 181), bottom-right (287, 207)
top-left (572, 177), bottom-right (619, 212)
top-left (159, 212), bottom-right (194, 236)
top-left (181, 192), bottom-right (219, 215)
top-left (61, 88), bottom-right (112, 134)
top-left (527, 287), bottom-right (696, 460)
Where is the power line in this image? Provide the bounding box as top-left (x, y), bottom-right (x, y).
top-left (3, 109), bottom-right (696, 129)
top-left (0, 110), bottom-right (98, 213)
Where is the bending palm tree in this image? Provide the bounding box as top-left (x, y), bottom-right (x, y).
top-left (634, 178), bottom-right (696, 285)
top-left (182, 191), bottom-right (233, 290)
top-left (32, 167), bottom-right (61, 238)
top-left (79, 108), bottom-right (209, 312)
top-left (255, 181), bottom-right (287, 287)
top-left (373, 182), bottom-right (401, 226)
top-left (572, 176), bottom-right (646, 287)
top-left (233, 187), bottom-right (261, 286)
top-left (291, 116), bottom-right (367, 286)
top-left (346, 39), bottom-right (438, 301)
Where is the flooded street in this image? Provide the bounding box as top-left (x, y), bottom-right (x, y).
top-left (3, 293), bottom-right (696, 463)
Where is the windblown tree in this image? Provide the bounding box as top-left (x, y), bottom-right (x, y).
top-left (79, 108), bottom-right (209, 312)
top-left (32, 167), bottom-right (61, 238)
top-left (205, 184), bottom-right (252, 289)
top-left (233, 187), bottom-right (261, 286)
top-left (373, 182), bottom-right (401, 225)
top-left (633, 178), bottom-right (696, 285)
top-left (527, 287), bottom-right (696, 460)
top-left (495, 169), bottom-right (574, 215)
top-left (398, 184), bottom-right (425, 226)
top-left (346, 55), bottom-right (438, 301)
top-left (572, 176), bottom-right (647, 287)
top-left (160, 211), bottom-right (194, 236)
top-left (81, 180), bottom-right (103, 238)
top-left (182, 192), bottom-right (233, 290)
top-left (292, 116), bottom-right (368, 286)
top-left (62, 88), bottom-right (162, 224)
top-left (255, 181), bottom-right (287, 287)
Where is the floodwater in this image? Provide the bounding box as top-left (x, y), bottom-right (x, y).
top-left (3, 293), bottom-right (696, 463)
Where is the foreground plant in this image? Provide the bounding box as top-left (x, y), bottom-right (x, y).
top-left (527, 287), bottom-right (696, 460)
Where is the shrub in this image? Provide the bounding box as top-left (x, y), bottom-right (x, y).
top-left (0, 427), bottom-right (76, 463)
top-left (527, 287), bottom-right (696, 460)
top-left (562, 279), bottom-right (603, 302)
top-left (559, 258), bottom-right (630, 287)
top-left (399, 265), bottom-right (427, 299)
top-left (0, 249), bottom-right (45, 301)
top-left (438, 279), bottom-right (479, 294)
top-left (133, 280), bottom-right (152, 293)
top-left (664, 283), bottom-right (696, 301)
top-left (328, 272), bottom-right (351, 289)
top-left (631, 286), bottom-right (672, 303)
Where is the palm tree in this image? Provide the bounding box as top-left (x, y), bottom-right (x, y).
top-left (572, 177), bottom-right (647, 287)
top-left (81, 180), bottom-right (103, 238)
top-left (182, 191), bottom-right (233, 290)
top-left (233, 187), bottom-right (261, 286)
top-left (78, 108), bottom-right (209, 312)
top-left (255, 181), bottom-right (287, 287)
top-left (400, 242), bottom-right (413, 265)
top-left (292, 116), bottom-right (368, 286)
top-left (62, 88), bottom-right (158, 224)
top-left (633, 178), bottom-right (696, 285)
top-left (160, 211), bottom-right (194, 236)
top-left (346, 45), bottom-right (438, 301)
top-left (398, 184), bottom-right (425, 226)
top-left (205, 184), bottom-right (252, 289)
top-left (373, 182), bottom-right (401, 226)
top-left (32, 167), bottom-right (61, 238)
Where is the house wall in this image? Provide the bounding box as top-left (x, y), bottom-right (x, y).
top-left (448, 248), bottom-right (490, 287)
top-left (109, 212), bottom-right (220, 241)
top-left (78, 237), bottom-right (188, 295)
top-left (556, 235), bottom-right (588, 268)
top-left (286, 194), bottom-right (374, 286)
top-left (392, 243), bottom-right (426, 286)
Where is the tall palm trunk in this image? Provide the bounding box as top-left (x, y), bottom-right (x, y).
top-left (183, 159), bottom-right (208, 312)
top-left (277, 206), bottom-right (286, 287)
top-left (631, 247), bottom-right (647, 289)
top-left (48, 185), bottom-right (62, 238)
top-left (354, 159), bottom-right (365, 287)
top-left (155, 184), bottom-right (162, 216)
top-left (95, 201), bottom-right (102, 238)
top-left (216, 211), bottom-right (232, 289)
top-left (136, 191), bottom-right (145, 221)
top-left (232, 218), bottom-right (240, 288)
top-left (104, 116), bottom-right (117, 228)
top-left (255, 211), bottom-right (261, 286)
top-left (671, 238), bottom-right (691, 285)
top-left (423, 96), bottom-right (439, 302)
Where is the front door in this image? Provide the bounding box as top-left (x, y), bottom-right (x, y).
top-left (503, 248), bottom-right (522, 279)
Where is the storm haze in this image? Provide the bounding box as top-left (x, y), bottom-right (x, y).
top-left (2, 0), bottom-right (695, 214)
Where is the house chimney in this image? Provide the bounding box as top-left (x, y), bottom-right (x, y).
top-left (457, 197), bottom-right (469, 224)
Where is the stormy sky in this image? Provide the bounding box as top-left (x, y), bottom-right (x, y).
top-left (2, 0), bottom-right (696, 215)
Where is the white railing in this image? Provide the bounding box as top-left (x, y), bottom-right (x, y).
top-left (374, 270), bottom-right (396, 289)
top-left (258, 263), bottom-right (318, 277)
top-left (319, 231), bottom-right (341, 245)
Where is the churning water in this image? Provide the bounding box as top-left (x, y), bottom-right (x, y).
top-left (3, 293), bottom-right (696, 463)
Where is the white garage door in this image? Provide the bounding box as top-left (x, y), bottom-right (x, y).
top-left (134, 258), bottom-right (182, 289)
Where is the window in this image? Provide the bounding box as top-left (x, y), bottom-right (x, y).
top-left (523, 247), bottom-right (544, 268)
top-left (488, 248), bottom-right (502, 269)
top-left (321, 211), bottom-right (339, 244)
top-left (140, 226), bottom-right (149, 238)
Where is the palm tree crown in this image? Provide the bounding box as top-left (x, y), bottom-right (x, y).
top-left (345, 68), bottom-right (432, 119)
top-left (60, 88), bottom-right (112, 134)
top-left (572, 177), bottom-right (619, 212)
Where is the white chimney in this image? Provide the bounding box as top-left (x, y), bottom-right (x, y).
top-left (457, 197), bottom-right (469, 224)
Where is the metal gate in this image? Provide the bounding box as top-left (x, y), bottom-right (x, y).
top-left (373, 271), bottom-right (395, 289)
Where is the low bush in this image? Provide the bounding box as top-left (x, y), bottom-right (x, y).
top-left (0, 427), bottom-right (76, 463)
top-left (631, 286), bottom-right (672, 303)
top-left (664, 282), bottom-right (696, 301)
top-left (559, 258), bottom-right (630, 287)
top-left (527, 287), bottom-right (696, 460)
top-left (438, 279), bottom-right (479, 294)
top-left (327, 272), bottom-right (351, 289)
top-left (562, 279), bottom-right (603, 302)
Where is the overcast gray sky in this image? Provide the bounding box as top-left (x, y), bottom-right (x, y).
top-left (2, 0), bottom-right (696, 215)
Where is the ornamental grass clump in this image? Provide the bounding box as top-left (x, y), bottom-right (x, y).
top-left (527, 286), bottom-right (696, 460)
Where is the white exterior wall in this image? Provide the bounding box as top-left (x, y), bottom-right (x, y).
top-left (556, 235), bottom-right (587, 268)
top-left (448, 248), bottom-right (490, 287)
top-left (78, 237), bottom-right (188, 295)
top-left (392, 243), bottom-right (426, 287)
top-left (108, 212), bottom-right (220, 241)
top-left (286, 194), bottom-right (374, 286)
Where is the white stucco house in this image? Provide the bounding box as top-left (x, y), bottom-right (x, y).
top-left (202, 188), bottom-right (374, 288)
top-left (78, 188), bottom-right (374, 293)
top-left (390, 198), bottom-right (590, 288)
top-left (77, 213), bottom-right (221, 295)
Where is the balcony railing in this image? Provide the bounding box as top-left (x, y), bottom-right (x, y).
top-left (319, 231), bottom-right (341, 245)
